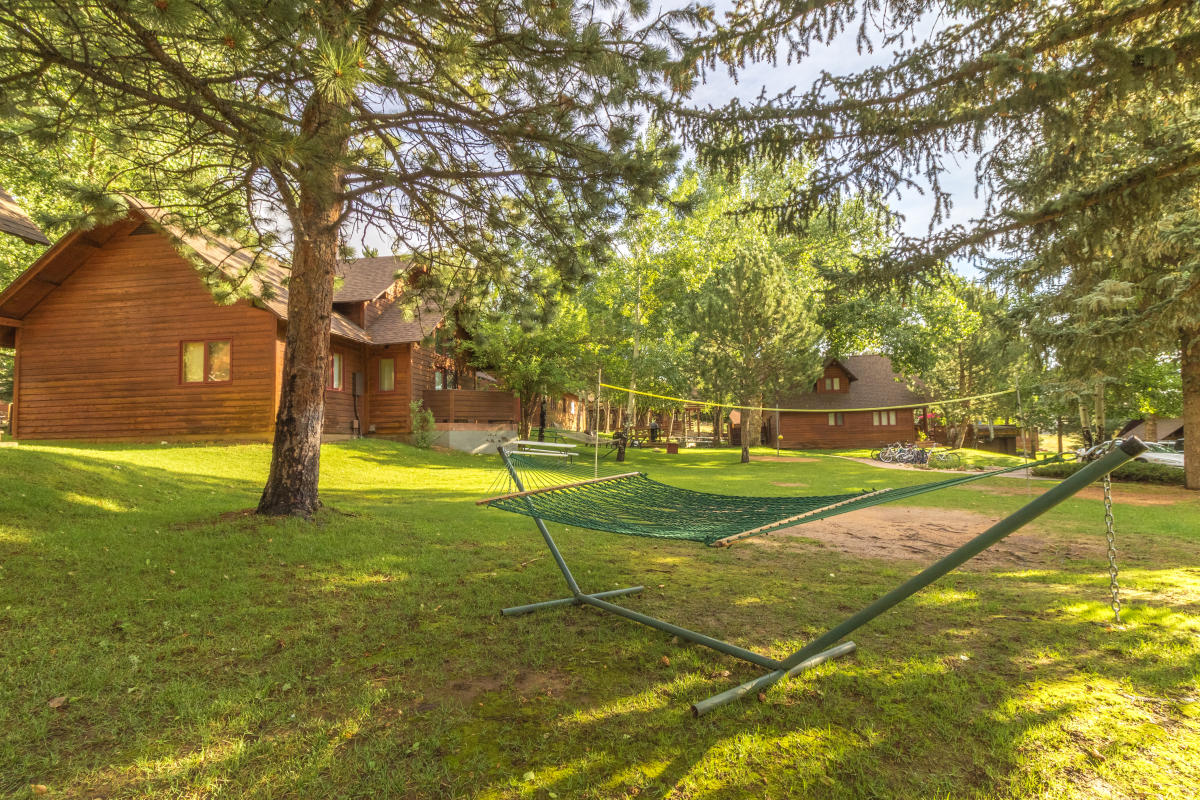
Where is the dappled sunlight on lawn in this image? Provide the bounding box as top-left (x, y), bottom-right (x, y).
top-left (1, 439), bottom-right (1197, 798)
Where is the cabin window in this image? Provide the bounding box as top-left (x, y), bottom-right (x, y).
top-left (434, 369), bottom-right (456, 390)
top-left (872, 410), bottom-right (898, 426)
top-left (833, 377), bottom-right (841, 390)
top-left (181, 340), bottom-right (232, 384)
top-left (328, 353), bottom-right (344, 391)
top-left (379, 358), bottom-right (395, 392)
top-left (823, 378), bottom-right (831, 391)
top-left (827, 412), bottom-right (844, 426)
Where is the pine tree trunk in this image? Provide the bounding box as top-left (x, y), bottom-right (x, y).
top-left (1093, 379), bottom-right (1106, 440)
top-left (740, 399), bottom-right (752, 462)
top-left (257, 192), bottom-right (339, 516)
top-left (1182, 324), bottom-right (1200, 490)
top-left (954, 403), bottom-right (970, 449)
top-left (256, 93), bottom-right (347, 517)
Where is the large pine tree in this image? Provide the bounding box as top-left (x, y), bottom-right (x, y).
top-left (0, 0), bottom-right (688, 513)
top-left (673, 0), bottom-right (1200, 486)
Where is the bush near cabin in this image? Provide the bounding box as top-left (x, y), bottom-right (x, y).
top-left (1033, 461), bottom-right (1185, 485)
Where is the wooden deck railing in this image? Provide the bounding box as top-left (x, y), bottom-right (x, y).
top-left (420, 389), bottom-right (520, 426)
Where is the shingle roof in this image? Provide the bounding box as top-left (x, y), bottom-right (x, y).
top-left (779, 354), bottom-right (927, 410)
top-left (365, 298), bottom-right (444, 344)
top-left (334, 256), bottom-right (413, 302)
top-left (0, 186), bottom-right (49, 245)
top-left (1124, 416), bottom-right (1184, 441)
top-left (1, 198), bottom-right (443, 346)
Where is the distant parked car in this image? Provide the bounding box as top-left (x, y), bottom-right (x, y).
top-left (1078, 439), bottom-right (1184, 468)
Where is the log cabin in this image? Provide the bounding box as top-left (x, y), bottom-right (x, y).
top-left (0, 198), bottom-right (519, 442)
top-left (767, 355), bottom-right (928, 449)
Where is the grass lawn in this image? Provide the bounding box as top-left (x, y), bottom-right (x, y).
top-left (1, 440), bottom-right (1198, 799)
top-left (801, 445), bottom-right (1034, 470)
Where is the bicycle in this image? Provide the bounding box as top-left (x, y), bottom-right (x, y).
top-left (926, 448), bottom-right (963, 469)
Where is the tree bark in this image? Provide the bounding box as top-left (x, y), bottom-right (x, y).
top-left (257, 189), bottom-right (340, 515)
top-left (1182, 324), bottom-right (1200, 490)
top-left (256, 85), bottom-right (348, 516)
top-left (1093, 379), bottom-right (1107, 440)
top-left (954, 403), bottom-right (970, 449)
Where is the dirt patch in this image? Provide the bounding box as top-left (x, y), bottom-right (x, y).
top-left (756, 456), bottom-right (820, 463)
top-left (748, 505), bottom-right (1095, 568)
top-left (771, 482), bottom-right (809, 488)
top-left (443, 668), bottom-right (571, 705)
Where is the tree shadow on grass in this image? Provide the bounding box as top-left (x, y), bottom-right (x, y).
top-left (1, 442), bottom-right (1198, 798)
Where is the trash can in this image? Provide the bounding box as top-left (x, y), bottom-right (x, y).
top-left (666, 442), bottom-right (679, 454)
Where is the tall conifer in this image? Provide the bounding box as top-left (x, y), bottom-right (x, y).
top-left (676, 0), bottom-right (1200, 486)
top-left (0, 0), bottom-right (688, 513)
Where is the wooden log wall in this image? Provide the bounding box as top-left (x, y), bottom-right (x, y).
top-left (777, 408), bottom-right (918, 449)
top-left (420, 389), bottom-right (520, 425)
top-left (323, 343), bottom-right (366, 437)
top-left (14, 230), bottom-right (278, 440)
top-left (366, 343), bottom-right (414, 435)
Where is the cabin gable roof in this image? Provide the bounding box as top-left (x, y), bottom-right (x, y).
top-left (334, 256), bottom-right (414, 302)
top-left (780, 354), bottom-right (927, 410)
top-left (0, 198), bottom-right (444, 346)
top-left (0, 186), bottom-right (49, 245)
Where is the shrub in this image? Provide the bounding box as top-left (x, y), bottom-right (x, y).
top-left (409, 400), bottom-right (437, 449)
top-left (1032, 460), bottom-right (1184, 485)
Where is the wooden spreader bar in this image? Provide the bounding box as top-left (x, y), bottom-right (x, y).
top-left (475, 471), bottom-right (641, 506)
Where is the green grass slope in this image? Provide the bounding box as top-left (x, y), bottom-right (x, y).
top-left (0, 441), bottom-right (1197, 799)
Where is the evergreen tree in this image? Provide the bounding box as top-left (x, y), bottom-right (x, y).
top-left (685, 246), bottom-right (821, 461)
top-left (0, 0), bottom-right (688, 513)
top-left (675, 0), bottom-right (1200, 486)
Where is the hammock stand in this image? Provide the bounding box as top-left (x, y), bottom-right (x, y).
top-left (483, 439), bottom-right (1147, 715)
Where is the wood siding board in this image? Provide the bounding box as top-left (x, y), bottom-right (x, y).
top-left (11, 327), bottom-right (19, 437)
top-left (322, 345), bottom-right (366, 437)
top-left (778, 408), bottom-right (918, 449)
top-left (14, 231), bottom-right (278, 440)
top-left (364, 344), bottom-right (414, 434)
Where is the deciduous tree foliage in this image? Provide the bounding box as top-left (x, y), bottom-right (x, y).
top-left (0, 0), bottom-right (689, 513)
top-left (826, 277), bottom-right (1020, 447)
top-left (464, 287), bottom-right (591, 439)
top-left (675, 0), bottom-right (1200, 485)
top-left (686, 246), bottom-right (821, 461)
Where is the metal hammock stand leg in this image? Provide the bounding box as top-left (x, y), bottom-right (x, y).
top-left (495, 439), bottom-right (1147, 716)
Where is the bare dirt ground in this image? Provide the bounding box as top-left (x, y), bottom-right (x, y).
top-left (748, 505), bottom-right (1096, 568)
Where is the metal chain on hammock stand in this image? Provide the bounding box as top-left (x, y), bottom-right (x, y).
top-left (1102, 473), bottom-right (1122, 624)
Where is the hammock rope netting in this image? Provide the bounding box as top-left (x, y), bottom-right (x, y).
top-left (484, 451), bottom-right (1061, 547)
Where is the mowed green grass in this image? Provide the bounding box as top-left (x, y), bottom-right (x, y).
top-left (1, 440), bottom-right (1198, 799)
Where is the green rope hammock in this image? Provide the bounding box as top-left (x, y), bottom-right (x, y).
top-left (483, 452), bottom-right (1062, 547)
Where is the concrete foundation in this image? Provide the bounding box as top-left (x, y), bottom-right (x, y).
top-left (420, 427), bottom-right (518, 454)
